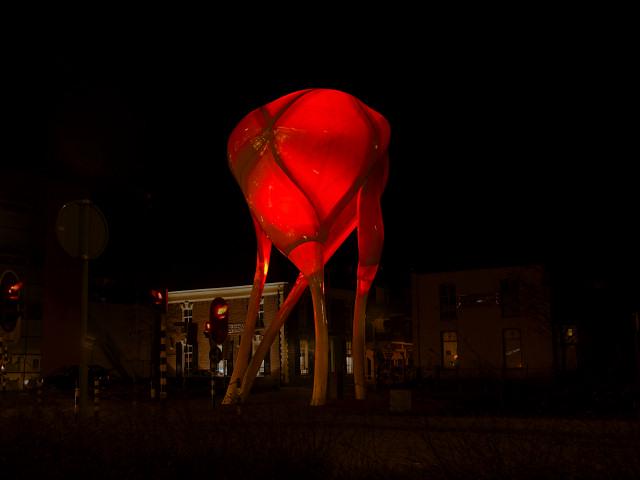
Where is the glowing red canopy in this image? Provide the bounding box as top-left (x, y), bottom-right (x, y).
top-left (228, 89), bottom-right (390, 276)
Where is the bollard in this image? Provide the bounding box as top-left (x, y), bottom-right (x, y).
top-left (94, 378), bottom-right (100, 416)
top-left (37, 378), bottom-right (43, 406)
top-left (74, 382), bottom-right (79, 417)
top-left (235, 378), bottom-right (242, 415)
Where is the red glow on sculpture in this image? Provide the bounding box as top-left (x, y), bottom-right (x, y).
top-left (225, 89), bottom-right (390, 406)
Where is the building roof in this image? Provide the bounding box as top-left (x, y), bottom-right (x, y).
top-left (168, 281), bottom-right (287, 303)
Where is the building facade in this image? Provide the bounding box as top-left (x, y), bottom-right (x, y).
top-left (0, 184), bottom-right (46, 390)
top-left (412, 265), bottom-right (553, 380)
top-left (286, 285), bottom-right (414, 392)
top-left (167, 282), bottom-right (288, 387)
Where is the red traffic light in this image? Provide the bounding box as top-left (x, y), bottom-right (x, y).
top-left (5, 280), bottom-right (23, 301)
top-left (150, 289), bottom-right (164, 304)
top-left (212, 304), bottom-right (228, 320)
top-left (209, 297), bottom-right (228, 320)
top-left (1, 271), bottom-right (22, 333)
top-left (208, 297), bottom-right (229, 344)
top-left (1, 272), bottom-right (22, 302)
top-left (150, 288), bottom-right (168, 312)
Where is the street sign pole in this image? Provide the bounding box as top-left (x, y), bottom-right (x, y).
top-left (79, 200), bottom-right (89, 419)
top-left (56, 199), bottom-right (108, 420)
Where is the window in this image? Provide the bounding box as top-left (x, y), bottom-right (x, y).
top-left (182, 342), bottom-right (194, 375)
top-left (441, 331), bottom-right (459, 368)
top-left (252, 334), bottom-right (270, 376)
top-left (439, 284), bottom-right (457, 320)
top-left (345, 340), bottom-right (353, 375)
top-left (257, 297), bottom-right (265, 329)
top-left (562, 325), bottom-right (578, 372)
top-left (179, 302), bottom-right (195, 372)
top-left (32, 358), bottom-right (40, 370)
top-left (500, 279), bottom-right (520, 317)
top-left (503, 328), bottom-right (523, 368)
top-left (180, 302), bottom-right (193, 330)
top-left (299, 339), bottom-right (309, 375)
top-left (563, 325), bottom-right (577, 344)
top-left (216, 359), bottom-right (228, 376)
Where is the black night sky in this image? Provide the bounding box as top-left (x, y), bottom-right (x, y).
top-left (2, 19), bottom-right (640, 479)
top-left (4, 27), bottom-right (637, 297)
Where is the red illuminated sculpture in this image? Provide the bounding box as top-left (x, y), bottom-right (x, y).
top-left (224, 89), bottom-right (390, 406)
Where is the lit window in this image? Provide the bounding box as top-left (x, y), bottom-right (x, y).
top-left (179, 302), bottom-right (194, 372)
top-left (563, 325), bottom-right (577, 344)
top-left (345, 340), bottom-right (353, 375)
top-left (257, 297), bottom-right (265, 329)
top-left (299, 339), bottom-right (309, 375)
top-left (182, 342), bottom-right (194, 375)
top-left (253, 334), bottom-right (269, 376)
top-left (442, 331), bottom-right (459, 368)
top-left (216, 359), bottom-right (227, 376)
top-left (180, 302), bottom-right (193, 327)
top-left (248, 297), bottom-right (266, 329)
top-left (503, 328), bottom-right (523, 368)
top-left (561, 325), bottom-right (578, 371)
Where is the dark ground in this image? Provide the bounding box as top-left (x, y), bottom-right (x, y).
top-left (2, 383), bottom-right (640, 479)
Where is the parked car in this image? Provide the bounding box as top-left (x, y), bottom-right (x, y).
top-left (43, 364), bottom-right (112, 390)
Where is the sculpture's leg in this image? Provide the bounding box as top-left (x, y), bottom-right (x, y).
top-left (223, 218), bottom-right (271, 405)
top-left (239, 214), bottom-right (359, 403)
top-left (289, 241), bottom-right (328, 406)
top-left (239, 273), bottom-right (308, 402)
top-left (308, 269), bottom-right (329, 406)
top-left (353, 158), bottom-right (386, 400)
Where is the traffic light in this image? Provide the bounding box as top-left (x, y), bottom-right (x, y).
top-left (1, 271), bottom-right (23, 333)
top-left (203, 320), bottom-right (212, 338)
top-left (208, 297), bottom-right (228, 345)
top-left (150, 288), bottom-right (168, 313)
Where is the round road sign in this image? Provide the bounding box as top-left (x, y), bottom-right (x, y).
top-left (56, 200), bottom-right (108, 260)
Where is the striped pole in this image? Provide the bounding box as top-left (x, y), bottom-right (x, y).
top-left (159, 319), bottom-right (167, 400)
top-left (74, 381), bottom-right (79, 417)
top-left (1, 343), bottom-right (6, 392)
top-left (93, 378), bottom-right (100, 416)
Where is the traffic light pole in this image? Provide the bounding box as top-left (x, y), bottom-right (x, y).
top-left (209, 337), bottom-right (223, 407)
top-left (79, 202), bottom-right (90, 419)
top-left (160, 312), bottom-right (167, 400)
top-left (56, 199), bottom-right (108, 420)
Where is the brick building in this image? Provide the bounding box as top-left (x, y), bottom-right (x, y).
top-left (167, 282), bottom-right (288, 388)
